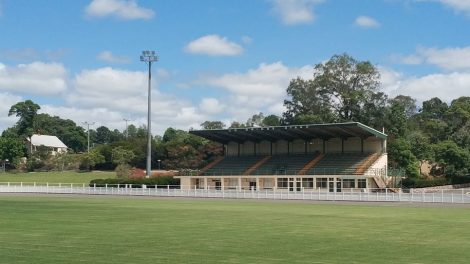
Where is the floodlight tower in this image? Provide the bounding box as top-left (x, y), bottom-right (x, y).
top-left (123, 118), bottom-right (131, 139)
top-left (140, 50), bottom-right (158, 178)
top-left (83, 121), bottom-right (95, 153)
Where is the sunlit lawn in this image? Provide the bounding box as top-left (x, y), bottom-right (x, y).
top-left (1, 196), bottom-right (470, 263)
top-left (0, 171), bottom-right (115, 183)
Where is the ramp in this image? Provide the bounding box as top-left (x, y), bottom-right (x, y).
top-left (198, 156), bottom-right (224, 176)
top-left (298, 154), bottom-right (324, 175)
top-left (243, 156), bottom-right (271, 175)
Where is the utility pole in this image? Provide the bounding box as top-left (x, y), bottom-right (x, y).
top-left (140, 50), bottom-right (158, 178)
top-left (123, 118), bottom-right (131, 139)
top-left (83, 121), bottom-right (95, 153)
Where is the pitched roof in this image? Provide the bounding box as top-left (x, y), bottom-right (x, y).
top-left (30, 134), bottom-right (68, 149)
top-left (190, 122), bottom-right (387, 144)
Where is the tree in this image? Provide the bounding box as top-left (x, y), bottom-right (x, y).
top-left (0, 137), bottom-right (25, 166)
top-left (406, 131), bottom-right (433, 175)
top-left (282, 54), bottom-right (385, 127)
top-left (433, 140), bottom-right (470, 178)
top-left (390, 95), bottom-right (417, 118)
top-left (80, 150), bottom-right (105, 171)
top-left (315, 53), bottom-right (382, 121)
top-left (96, 126), bottom-right (111, 144)
top-left (263, 115), bottom-right (281, 126)
top-left (246, 113), bottom-right (265, 127)
top-left (111, 146), bottom-right (135, 165)
top-left (229, 121), bottom-right (246, 128)
top-left (8, 100), bottom-right (41, 136)
top-left (200, 121), bottom-right (226, 129)
top-left (283, 78), bottom-right (335, 124)
top-left (388, 138), bottom-right (420, 178)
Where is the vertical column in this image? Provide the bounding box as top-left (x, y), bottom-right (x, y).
top-left (237, 143), bottom-right (241, 157)
top-left (304, 140), bottom-right (308, 154)
top-left (254, 141), bottom-right (256, 156)
top-left (341, 138), bottom-right (344, 153)
top-left (270, 141), bottom-right (273, 155)
top-left (221, 177), bottom-right (225, 190)
top-left (274, 177), bottom-right (278, 190)
top-left (204, 177), bottom-right (208, 190)
top-left (238, 177), bottom-right (242, 191)
top-left (256, 177), bottom-right (260, 191)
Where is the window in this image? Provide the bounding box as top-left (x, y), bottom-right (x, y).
top-left (277, 178), bottom-right (288, 188)
top-left (316, 178), bottom-right (328, 189)
top-left (358, 179), bottom-right (366, 188)
top-left (343, 179), bottom-right (355, 188)
top-left (302, 178), bottom-right (314, 189)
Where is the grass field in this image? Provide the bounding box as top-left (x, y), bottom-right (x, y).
top-left (1, 196), bottom-right (470, 263)
top-left (0, 171), bottom-right (115, 183)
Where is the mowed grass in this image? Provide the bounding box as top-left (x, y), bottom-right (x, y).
top-left (1, 197), bottom-right (470, 263)
top-left (0, 171), bottom-right (115, 183)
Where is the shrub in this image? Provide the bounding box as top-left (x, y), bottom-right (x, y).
top-left (115, 164), bottom-right (131, 179)
top-left (89, 176), bottom-right (180, 188)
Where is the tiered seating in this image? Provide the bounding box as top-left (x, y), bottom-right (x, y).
top-left (307, 153), bottom-right (372, 175)
top-left (201, 156), bottom-right (264, 176)
top-left (253, 154), bottom-right (318, 175)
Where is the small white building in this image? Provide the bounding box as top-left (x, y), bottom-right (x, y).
top-left (27, 134), bottom-right (68, 155)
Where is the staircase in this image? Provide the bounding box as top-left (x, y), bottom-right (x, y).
top-left (243, 156), bottom-right (271, 175)
top-left (298, 154), bottom-right (324, 175)
top-left (372, 177), bottom-right (386, 189)
top-left (198, 156), bottom-right (224, 176)
top-left (355, 153), bottom-right (380, 175)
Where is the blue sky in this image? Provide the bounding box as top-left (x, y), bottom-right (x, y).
top-left (1, 0), bottom-right (470, 135)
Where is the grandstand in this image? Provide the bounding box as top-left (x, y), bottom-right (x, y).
top-left (176, 122), bottom-right (388, 192)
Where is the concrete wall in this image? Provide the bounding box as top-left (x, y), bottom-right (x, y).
top-left (258, 140), bottom-right (271, 155)
top-left (292, 139), bottom-right (305, 154)
top-left (365, 153), bottom-right (388, 177)
top-left (275, 140), bottom-right (288, 154)
top-left (364, 137), bottom-right (383, 153)
top-left (344, 137), bottom-right (361, 152)
top-left (307, 139), bottom-right (323, 153)
top-left (326, 138), bottom-right (342, 153)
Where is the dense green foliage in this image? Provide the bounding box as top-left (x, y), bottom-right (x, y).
top-left (89, 176), bottom-right (179, 187)
top-left (1, 196), bottom-right (470, 264)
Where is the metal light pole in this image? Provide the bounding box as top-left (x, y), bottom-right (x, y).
top-left (140, 50), bottom-right (158, 178)
top-left (83, 121), bottom-right (95, 153)
top-left (123, 118), bottom-right (131, 139)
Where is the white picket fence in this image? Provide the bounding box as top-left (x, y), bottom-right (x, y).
top-left (1, 182), bottom-right (470, 204)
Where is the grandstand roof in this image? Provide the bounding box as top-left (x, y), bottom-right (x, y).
top-left (190, 122), bottom-right (387, 144)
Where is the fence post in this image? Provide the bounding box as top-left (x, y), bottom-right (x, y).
top-left (462, 189), bottom-right (464, 203)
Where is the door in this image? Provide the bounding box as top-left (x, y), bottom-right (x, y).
top-left (215, 181), bottom-right (221, 190)
top-left (336, 181), bottom-right (342, 193)
top-left (249, 181), bottom-right (257, 191)
top-left (296, 181), bottom-right (301, 192)
top-left (329, 182), bottom-right (334, 192)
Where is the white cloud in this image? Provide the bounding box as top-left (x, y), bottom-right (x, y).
top-left (380, 66), bottom-right (470, 102)
top-left (64, 67), bottom-right (207, 134)
top-left (0, 62), bottom-right (68, 95)
top-left (198, 62), bottom-right (313, 120)
top-left (417, 46), bottom-right (470, 71)
top-left (271, 0), bottom-right (324, 25)
top-left (434, 0), bottom-right (470, 15)
top-left (392, 45), bottom-right (470, 71)
top-left (0, 92), bottom-right (23, 132)
top-left (199, 98), bottom-right (224, 115)
top-left (85, 0), bottom-right (155, 20)
top-left (184, 35), bottom-right (243, 56)
top-left (354, 16), bottom-right (381, 28)
top-left (97, 51), bottom-right (131, 64)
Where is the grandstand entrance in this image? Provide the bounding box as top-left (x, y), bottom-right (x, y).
top-left (288, 178), bottom-right (301, 192)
